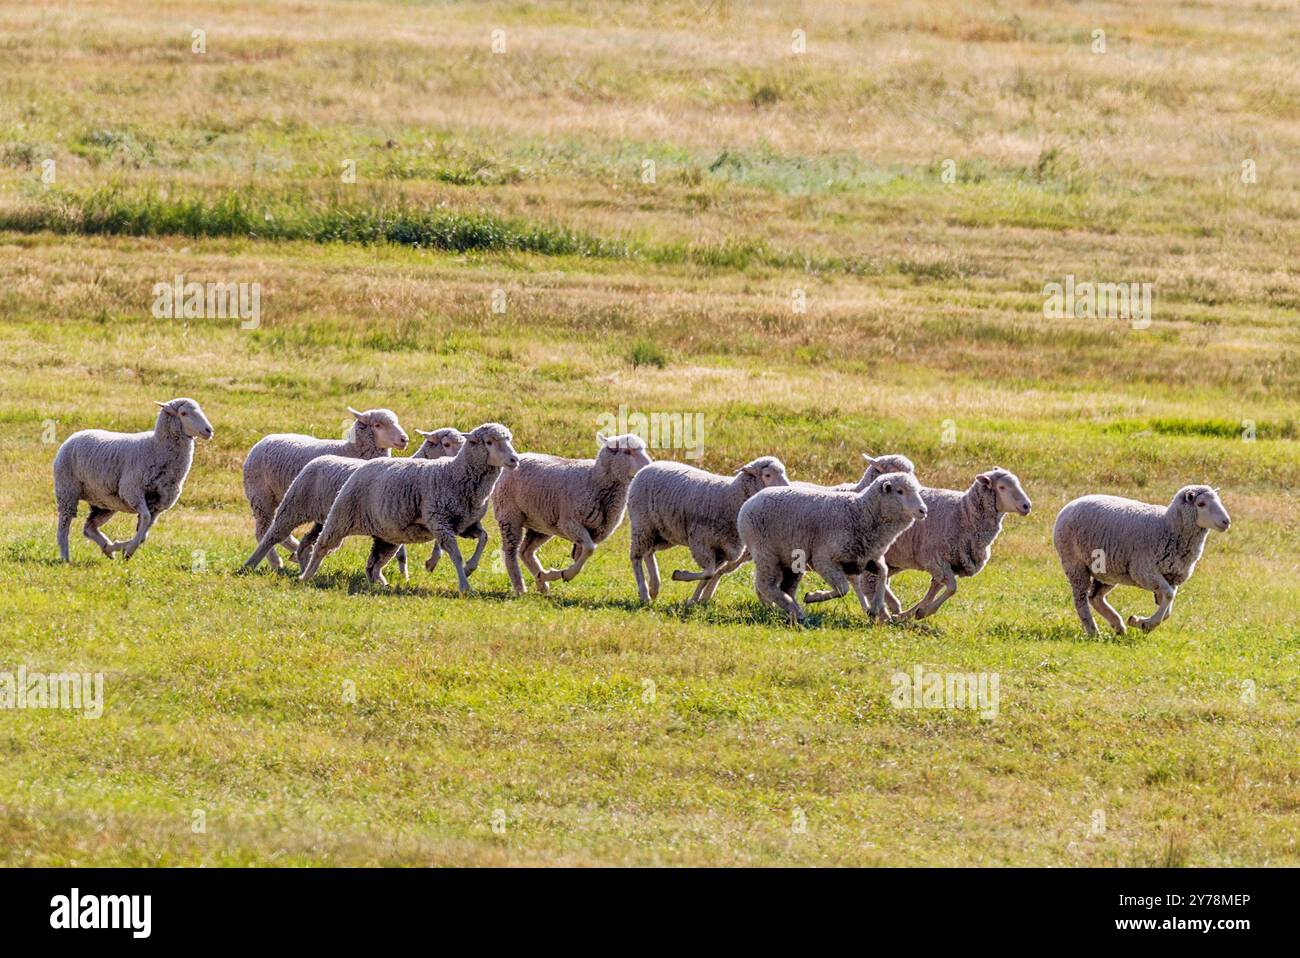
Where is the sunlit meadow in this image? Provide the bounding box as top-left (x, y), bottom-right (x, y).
top-left (0, 0), bottom-right (1296, 865)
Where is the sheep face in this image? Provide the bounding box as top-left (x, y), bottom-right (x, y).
top-left (875, 472), bottom-right (928, 522)
top-left (597, 432), bottom-right (653, 479)
top-left (979, 468), bottom-right (1031, 516)
top-left (1182, 485), bottom-right (1231, 532)
top-left (416, 427), bottom-right (465, 459)
top-left (741, 456), bottom-right (789, 488)
top-left (156, 398), bottom-right (214, 439)
top-left (350, 407), bottom-right (408, 451)
top-left (862, 453), bottom-right (914, 484)
top-left (466, 423), bottom-right (519, 469)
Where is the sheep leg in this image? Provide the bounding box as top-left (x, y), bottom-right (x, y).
top-left (804, 564), bottom-right (851, 605)
top-left (518, 528), bottom-right (553, 594)
top-left (848, 572), bottom-right (878, 620)
top-left (118, 501), bottom-right (154, 561)
top-left (57, 509), bottom-right (75, 562)
top-left (898, 577), bottom-right (942, 621)
top-left (753, 557), bottom-right (803, 625)
top-left (365, 539), bottom-right (402, 586)
top-left (251, 507), bottom-right (285, 571)
top-left (299, 522), bottom-right (347, 580)
top-left (671, 568), bottom-right (711, 581)
top-left (883, 576), bottom-right (903, 616)
top-left (462, 525), bottom-right (489, 577)
top-left (81, 507), bottom-right (117, 559)
top-left (695, 550), bottom-right (748, 605)
top-left (913, 567), bottom-right (957, 620)
top-left (1064, 564), bottom-right (1098, 636)
top-left (630, 543), bottom-right (653, 605)
top-left (644, 550), bottom-right (661, 601)
top-left (497, 518), bottom-right (527, 595)
top-left (674, 538), bottom-right (722, 586)
top-left (1087, 580), bottom-right (1127, 634)
top-left (295, 524), bottom-right (323, 567)
top-left (697, 569), bottom-right (726, 604)
top-left (435, 527), bottom-right (472, 594)
top-left (279, 534), bottom-right (301, 562)
top-left (1127, 577), bottom-right (1175, 633)
top-left (684, 560), bottom-right (721, 606)
top-left (540, 528), bottom-right (595, 583)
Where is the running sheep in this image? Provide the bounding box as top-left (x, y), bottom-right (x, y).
top-left (1053, 486), bottom-right (1231, 636)
top-left (627, 456), bottom-right (789, 606)
top-left (245, 426), bottom-right (462, 577)
top-left (242, 406), bottom-right (408, 570)
top-left (243, 455), bottom-right (366, 573)
top-left (493, 433), bottom-right (652, 595)
top-left (860, 467), bottom-right (1031, 621)
top-left (737, 472), bottom-right (927, 625)
top-left (299, 423), bottom-right (518, 590)
top-left (408, 427), bottom-right (470, 574)
top-left (53, 398), bottom-right (214, 562)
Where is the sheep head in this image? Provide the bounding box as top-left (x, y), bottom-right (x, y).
top-left (977, 467), bottom-right (1031, 516)
top-left (738, 456), bottom-right (789, 490)
top-left (861, 453), bottom-right (914, 484)
top-left (1176, 485), bottom-right (1231, 532)
top-left (349, 406), bottom-right (408, 451)
top-left (154, 398), bottom-right (213, 440)
top-left (415, 427), bottom-right (466, 459)
top-left (463, 423), bottom-right (518, 469)
top-left (868, 472), bottom-right (928, 523)
top-left (596, 432), bottom-right (652, 479)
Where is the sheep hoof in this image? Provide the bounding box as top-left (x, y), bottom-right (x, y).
top-left (670, 569), bottom-right (694, 582)
top-left (425, 558), bottom-right (439, 572)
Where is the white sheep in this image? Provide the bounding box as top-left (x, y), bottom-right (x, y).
top-left (299, 423), bottom-right (518, 590)
top-left (627, 456), bottom-right (789, 606)
top-left (53, 398), bottom-right (214, 562)
top-left (407, 427), bottom-right (471, 575)
top-left (241, 406), bottom-right (408, 570)
top-left (860, 467), bottom-right (1032, 621)
top-left (493, 433), bottom-right (652, 595)
top-left (737, 472), bottom-right (927, 625)
top-left (242, 455), bottom-right (366, 572)
top-left (1053, 486), bottom-right (1231, 636)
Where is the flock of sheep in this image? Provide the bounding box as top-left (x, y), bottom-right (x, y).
top-left (52, 398), bottom-right (1233, 636)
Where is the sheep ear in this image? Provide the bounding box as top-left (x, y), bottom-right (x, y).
top-left (1183, 490), bottom-right (1196, 503)
top-left (154, 401), bottom-right (176, 415)
top-left (596, 431), bottom-right (610, 446)
top-left (881, 480), bottom-right (893, 494)
top-left (977, 473), bottom-right (993, 486)
top-left (415, 429), bottom-right (434, 437)
top-left (347, 406), bottom-right (366, 422)
top-left (861, 454), bottom-right (876, 464)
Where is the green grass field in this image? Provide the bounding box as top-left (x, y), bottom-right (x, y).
top-left (0, 0), bottom-right (1297, 866)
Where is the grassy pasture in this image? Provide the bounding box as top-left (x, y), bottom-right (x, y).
top-left (0, 0), bottom-right (1296, 865)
